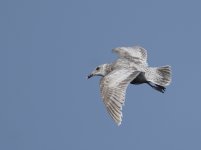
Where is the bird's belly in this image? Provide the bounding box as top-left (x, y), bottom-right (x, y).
top-left (130, 72), bottom-right (147, 84)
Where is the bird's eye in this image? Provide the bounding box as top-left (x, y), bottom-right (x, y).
top-left (96, 67), bottom-right (100, 70)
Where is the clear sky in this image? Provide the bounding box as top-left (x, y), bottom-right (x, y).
top-left (1, 0), bottom-right (201, 150)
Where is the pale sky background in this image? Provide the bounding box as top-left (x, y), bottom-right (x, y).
top-left (1, 0), bottom-right (201, 150)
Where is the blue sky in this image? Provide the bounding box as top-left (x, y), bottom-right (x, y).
top-left (1, 0), bottom-right (201, 150)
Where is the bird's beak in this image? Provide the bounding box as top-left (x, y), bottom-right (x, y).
top-left (87, 74), bottom-right (93, 79)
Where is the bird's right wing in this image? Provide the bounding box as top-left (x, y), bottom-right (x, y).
top-left (112, 46), bottom-right (148, 65)
top-left (100, 68), bottom-right (140, 126)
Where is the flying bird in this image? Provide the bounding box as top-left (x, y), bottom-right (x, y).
top-left (87, 46), bottom-right (171, 126)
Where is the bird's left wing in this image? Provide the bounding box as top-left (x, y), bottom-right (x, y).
top-left (100, 68), bottom-right (140, 126)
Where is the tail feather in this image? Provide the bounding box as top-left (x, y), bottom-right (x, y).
top-left (146, 65), bottom-right (171, 87)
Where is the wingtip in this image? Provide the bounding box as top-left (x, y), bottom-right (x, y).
top-left (112, 48), bottom-right (117, 53)
top-left (116, 121), bottom-right (121, 126)
top-left (116, 116), bottom-right (122, 126)
top-left (112, 47), bottom-right (120, 53)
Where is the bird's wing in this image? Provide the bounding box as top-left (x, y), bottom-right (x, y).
top-left (112, 46), bottom-right (148, 65)
top-left (100, 68), bottom-right (140, 125)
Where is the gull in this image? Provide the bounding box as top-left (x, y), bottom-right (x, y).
top-left (87, 46), bottom-right (171, 126)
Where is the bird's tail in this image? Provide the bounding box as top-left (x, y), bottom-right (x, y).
top-left (146, 65), bottom-right (171, 87)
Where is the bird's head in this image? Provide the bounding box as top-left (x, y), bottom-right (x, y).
top-left (87, 64), bottom-right (109, 79)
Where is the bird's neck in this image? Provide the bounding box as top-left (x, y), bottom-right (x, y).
top-left (104, 64), bottom-right (112, 76)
